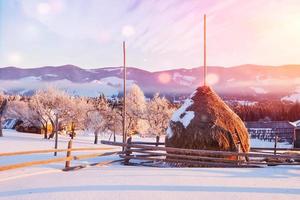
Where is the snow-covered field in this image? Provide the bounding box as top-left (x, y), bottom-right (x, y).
top-left (0, 130), bottom-right (300, 200)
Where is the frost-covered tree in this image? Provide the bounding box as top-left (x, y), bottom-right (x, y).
top-left (106, 103), bottom-right (122, 141)
top-left (30, 94), bottom-right (51, 139)
top-left (6, 100), bottom-right (41, 128)
top-left (65, 97), bottom-right (90, 139)
top-left (146, 93), bottom-right (174, 141)
top-left (85, 96), bottom-right (110, 144)
top-left (32, 87), bottom-right (74, 139)
top-left (125, 84), bottom-right (148, 136)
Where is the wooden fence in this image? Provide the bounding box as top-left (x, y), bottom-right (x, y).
top-left (2, 138), bottom-right (300, 172)
top-left (101, 139), bottom-right (300, 167)
top-left (0, 139), bottom-right (120, 172)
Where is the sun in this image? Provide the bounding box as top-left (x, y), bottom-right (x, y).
top-left (37, 3), bottom-right (51, 15)
top-left (158, 73), bottom-right (172, 84)
top-left (122, 25), bottom-right (135, 38)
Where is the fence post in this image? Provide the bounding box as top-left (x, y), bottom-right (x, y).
top-left (237, 143), bottom-right (241, 165)
top-left (156, 135), bottom-right (160, 147)
top-left (65, 139), bottom-right (73, 169)
top-left (124, 136), bottom-right (132, 165)
top-left (274, 134), bottom-right (278, 155)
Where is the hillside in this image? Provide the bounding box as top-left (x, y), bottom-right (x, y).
top-left (1, 64), bottom-right (300, 101)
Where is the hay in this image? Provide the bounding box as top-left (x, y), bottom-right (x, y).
top-left (165, 86), bottom-right (250, 153)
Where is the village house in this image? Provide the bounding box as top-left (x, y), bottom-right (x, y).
top-left (244, 120), bottom-right (296, 144)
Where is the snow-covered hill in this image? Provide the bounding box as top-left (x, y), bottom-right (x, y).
top-left (1, 64), bottom-right (300, 100)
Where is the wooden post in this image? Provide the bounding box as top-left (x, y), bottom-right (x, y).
top-left (237, 143), bottom-right (241, 165)
top-left (122, 41), bottom-right (127, 151)
top-left (156, 135), bottom-right (160, 147)
top-left (54, 114), bottom-right (59, 156)
top-left (274, 133), bottom-right (278, 155)
top-left (124, 136), bottom-right (132, 165)
top-left (203, 14), bottom-right (207, 86)
top-left (65, 139), bottom-right (73, 169)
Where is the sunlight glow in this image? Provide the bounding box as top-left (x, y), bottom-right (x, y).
top-left (158, 73), bottom-right (172, 84)
top-left (37, 3), bottom-right (51, 15)
top-left (122, 25), bottom-right (136, 37)
top-left (8, 52), bottom-right (22, 65)
top-left (206, 73), bottom-right (219, 85)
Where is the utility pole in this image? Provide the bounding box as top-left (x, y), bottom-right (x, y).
top-left (122, 41), bottom-right (127, 148)
top-left (203, 14), bottom-right (207, 86)
top-left (54, 113), bottom-right (59, 156)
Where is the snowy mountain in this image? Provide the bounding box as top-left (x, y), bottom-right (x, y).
top-left (1, 64), bottom-right (300, 100)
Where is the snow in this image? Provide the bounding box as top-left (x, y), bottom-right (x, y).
top-left (282, 93), bottom-right (300, 102)
top-left (172, 73), bottom-right (196, 86)
top-left (0, 130), bottom-right (300, 200)
top-left (102, 68), bottom-right (121, 72)
top-left (99, 76), bottom-right (135, 87)
top-left (85, 69), bottom-right (98, 73)
top-left (167, 98), bottom-right (194, 138)
top-left (0, 78), bottom-right (120, 97)
top-left (236, 100), bottom-right (257, 106)
top-left (44, 74), bottom-right (58, 77)
top-left (20, 76), bottom-right (42, 81)
top-left (250, 138), bottom-right (293, 148)
top-left (166, 126), bottom-right (173, 138)
top-left (291, 120), bottom-right (300, 127)
top-left (250, 87), bottom-right (268, 94)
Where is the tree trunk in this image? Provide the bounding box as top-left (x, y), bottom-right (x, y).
top-left (43, 124), bottom-right (48, 139)
top-left (48, 132), bottom-right (55, 139)
top-left (48, 120), bottom-right (55, 139)
top-left (71, 122), bottom-right (75, 139)
top-left (94, 131), bottom-right (98, 144)
top-left (113, 130), bottom-right (116, 142)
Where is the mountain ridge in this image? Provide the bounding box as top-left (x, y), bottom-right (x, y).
top-left (1, 64), bottom-right (300, 101)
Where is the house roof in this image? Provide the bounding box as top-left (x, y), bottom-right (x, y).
top-left (244, 121), bottom-right (296, 129)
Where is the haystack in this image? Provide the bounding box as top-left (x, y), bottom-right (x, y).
top-left (165, 86), bottom-right (250, 153)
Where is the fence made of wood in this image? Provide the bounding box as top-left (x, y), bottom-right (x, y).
top-left (0, 140), bottom-right (120, 172)
top-left (101, 139), bottom-right (300, 168)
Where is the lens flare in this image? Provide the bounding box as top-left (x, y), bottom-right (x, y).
top-left (37, 3), bottom-right (51, 15)
top-left (206, 73), bottom-right (219, 85)
top-left (122, 25), bottom-right (135, 37)
top-left (158, 73), bottom-right (172, 84)
top-left (8, 52), bottom-right (22, 65)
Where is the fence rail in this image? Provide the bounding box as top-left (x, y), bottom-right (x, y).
top-left (1, 139), bottom-right (299, 171)
top-left (101, 139), bottom-right (300, 167)
top-left (0, 140), bottom-right (119, 172)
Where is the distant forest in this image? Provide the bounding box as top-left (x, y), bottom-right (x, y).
top-left (229, 101), bottom-right (300, 122)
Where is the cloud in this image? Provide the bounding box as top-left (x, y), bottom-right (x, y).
top-left (2, 0), bottom-right (300, 71)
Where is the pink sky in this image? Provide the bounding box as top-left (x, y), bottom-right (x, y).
top-left (1, 0), bottom-right (300, 71)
